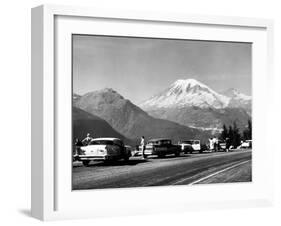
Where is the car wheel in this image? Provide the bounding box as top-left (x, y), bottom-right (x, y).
top-left (175, 151), bottom-right (180, 157)
top-left (82, 160), bottom-right (90, 167)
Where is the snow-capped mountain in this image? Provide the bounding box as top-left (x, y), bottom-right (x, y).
top-left (139, 79), bottom-right (230, 109)
top-left (222, 88), bottom-right (251, 101)
top-left (222, 88), bottom-right (251, 113)
top-left (139, 78), bottom-right (251, 131)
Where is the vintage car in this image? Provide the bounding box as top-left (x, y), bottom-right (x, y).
top-left (240, 140), bottom-right (252, 149)
top-left (178, 140), bottom-right (201, 153)
top-left (218, 140), bottom-right (227, 151)
top-left (76, 138), bottom-right (131, 166)
top-left (136, 138), bottom-right (181, 158)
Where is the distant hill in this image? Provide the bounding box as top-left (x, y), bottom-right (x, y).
top-left (74, 88), bottom-right (210, 143)
top-left (146, 106), bottom-right (250, 132)
top-left (72, 106), bottom-right (131, 144)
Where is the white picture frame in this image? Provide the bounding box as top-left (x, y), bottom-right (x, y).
top-left (31, 4), bottom-right (274, 221)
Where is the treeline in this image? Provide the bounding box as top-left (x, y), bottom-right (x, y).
top-left (220, 120), bottom-right (252, 148)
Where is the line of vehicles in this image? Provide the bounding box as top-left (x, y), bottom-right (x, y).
top-left (73, 137), bottom-right (252, 166)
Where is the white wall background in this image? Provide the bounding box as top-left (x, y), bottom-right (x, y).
top-left (0, 0), bottom-right (280, 225)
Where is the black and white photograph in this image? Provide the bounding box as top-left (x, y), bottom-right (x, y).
top-left (72, 34), bottom-right (252, 190)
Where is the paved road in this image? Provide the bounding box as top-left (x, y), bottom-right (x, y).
top-left (72, 150), bottom-right (252, 190)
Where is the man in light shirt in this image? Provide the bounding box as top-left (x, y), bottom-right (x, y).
top-left (140, 136), bottom-right (146, 159)
top-left (82, 133), bottom-right (93, 145)
top-left (209, 137), bottom-right (214, 151)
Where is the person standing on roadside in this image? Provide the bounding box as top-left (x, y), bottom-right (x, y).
top-left (214, 137), bottom-right (219, 152)
top-left (140, 136), bottom-right (146, 159)
top-left (209, 137), bottom-right (214, 152)
top-left (82, 133), bottom-right (93, 146)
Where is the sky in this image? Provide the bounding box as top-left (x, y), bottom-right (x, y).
top-left (73, 35), bottom-right (252, 104)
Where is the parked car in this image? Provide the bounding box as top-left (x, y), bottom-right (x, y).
top-left (136, 138), bottom-right (181, 157)
top-left (240, 140), bottom-right (252, 149)
top-left (218, 140), bottom-right (227, 151)
top-left (179, 140), bottom-right (201, 153)
top-left (77, 138), bottom-right (131, 166)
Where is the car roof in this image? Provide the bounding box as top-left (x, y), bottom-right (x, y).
top-left (91, 137), bottom-right (122, 141)
top-left (148, 138), bottom-right (171, 142)
top-left (186, 139), bottom-right (199, 141)
top-left (181, 140), bottom-right (200, 142)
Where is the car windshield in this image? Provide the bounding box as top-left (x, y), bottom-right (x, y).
top-left (182, 141), bottom-right (192, 144)
top-left (89, 140), bottom-right (114, 145)
top-left (160, 140), bottom-right (171, 145)
top-left (113, 140), bottom-right (123, 146)
top-left (147, 140), bottom-right (160, 145)
top-left (147, 140), bottom-right (171, 145)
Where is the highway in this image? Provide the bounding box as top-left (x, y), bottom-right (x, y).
top-left (72, 150), bottom-right (252, 190)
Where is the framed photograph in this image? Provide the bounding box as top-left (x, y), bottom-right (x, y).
top-left (31, 4), bottom-right (274, 221)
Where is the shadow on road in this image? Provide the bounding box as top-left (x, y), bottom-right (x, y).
top-left (74, 159), bottom-right (149, 168)
top-left (148, 154), bottom-right (190, 159)
top-left (73, 150), bottom-right (247, 168)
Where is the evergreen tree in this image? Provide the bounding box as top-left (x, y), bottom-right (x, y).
top-left (248, 120), bottom-right (252, 140)
top-left (242, 120), bottom-right (252, 140)
top-left (220, 124), bottom-right (228, 140)
top-left (228, 125), bottom-right (234, 145)
top-left (232, 121), bottom-right (241, 148)
top-left (243, 129), bottom-right (248, 140)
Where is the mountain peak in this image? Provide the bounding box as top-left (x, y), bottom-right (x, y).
top-left (83, 88), bottom-right (125, 100)
top-left (167, 78), bottom-right (217, 97)
top-left (172, 78), bottom-right (208, 89)
top-left (140, 78), bottom-right (229, 109)
top-left (222, 88), bottom-right (251, 101)
top-left (101, 88), bottom-right (117, 93)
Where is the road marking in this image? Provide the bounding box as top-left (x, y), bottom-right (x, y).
top-left (187, 160), bottom-right (251, 185)
top-left (172, 160), bottom-right (251, 185)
